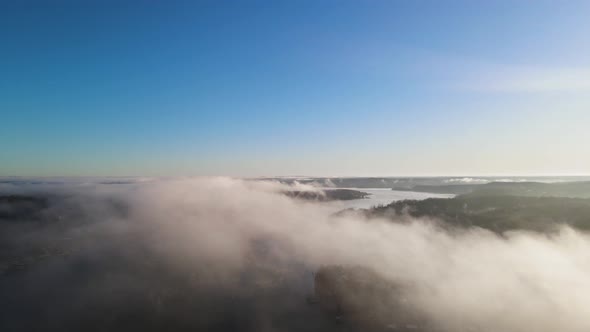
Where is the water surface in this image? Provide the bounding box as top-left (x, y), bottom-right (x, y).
top-left (323, 188), bottom-right (454, 211)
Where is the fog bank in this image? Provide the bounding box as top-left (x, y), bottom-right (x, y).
top-left (1, 177), bottom-right (589, 331)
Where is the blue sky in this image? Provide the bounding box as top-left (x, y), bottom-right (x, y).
top-left (1, 1), bottom-right (589, 176)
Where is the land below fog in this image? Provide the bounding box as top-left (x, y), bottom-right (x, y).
top-left (1, 178), bottom-right (590, 332)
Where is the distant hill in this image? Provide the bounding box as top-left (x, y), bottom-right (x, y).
top-left (368, 194), bottom-right (590, 233)
top-left (257, 176), bottom-right (590, 190)
top-left (393, 181), bottom-right (590, 198)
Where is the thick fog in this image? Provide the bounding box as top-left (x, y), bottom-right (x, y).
top-left (1, 177), bottom-right (589, 331)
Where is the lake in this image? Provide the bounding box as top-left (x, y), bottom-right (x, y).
top-left (323, 188), bottom-right (454, 211)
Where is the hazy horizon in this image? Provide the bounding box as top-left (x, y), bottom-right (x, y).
top-left (3, 174), bottom-right (590, 180)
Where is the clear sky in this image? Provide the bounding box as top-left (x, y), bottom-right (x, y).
top-left (1, 0), bottom-right (589, 177)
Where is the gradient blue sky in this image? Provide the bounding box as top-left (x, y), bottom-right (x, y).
top-left (2, 1), bottom-right (589, 176)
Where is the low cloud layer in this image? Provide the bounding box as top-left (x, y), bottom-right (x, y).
top-left (1, 177), bottom-right (590, 331)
